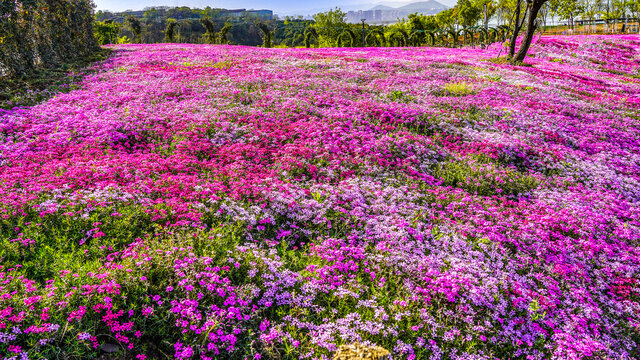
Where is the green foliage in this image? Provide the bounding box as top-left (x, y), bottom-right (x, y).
top-left (434, 158), bottom-right (539, 197)
top-left (548, 0), bottom-right (583, 27)
top-left (117, 35), bottom-right (132, 44)
top-left (387, 90), bottom-right (415, 103)
top-left (219, 23), bottom-right (232, 44)
top-left (312, 7), bottom-right (348, 47)
top-left (337, 29), bottom-right (357, 47)
top-left (455, 0), bottom-right (484, 27)
top-left (304, 28), bottom-right (319, 48)
top-left (434, 82), bottom-right (477, 96)
top-left (165, 18), bottom-right (178, 43)
top-left (257, 23), bottom-right (273, 48)
top-left (94, 21), bottom-right (121, 45)
top-left (0, 0), bottom-right (97, 78)
top-left (274, 20), bottom-right (313, 47)
top-left (388, 29), bottom-right (409, 47)
top-left (366, 28), bottom-right (386, 47)
top-left (126, 15), bottom-right (142, 43)
top-left (199, 17), bottom-right (217, 44)
top-left (408, 12), bottom-right (440, 32)
top-left (0, 202), bottom-right (154, 280)
top-left (0, 48), bottom-right (112, 110)
top-left (436, 8), bottom-right (458, 29)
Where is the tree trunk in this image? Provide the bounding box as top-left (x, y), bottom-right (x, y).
top-left (570, 14), bottom-right (574, 30)
top-left (512, 1), bottom-right (546, 64)
top-left (508, 0), bottom-right (522, 58)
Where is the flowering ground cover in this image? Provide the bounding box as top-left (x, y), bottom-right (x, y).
top-left (1, 35), bottom-right (640, 360)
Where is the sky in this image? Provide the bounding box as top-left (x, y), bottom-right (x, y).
top-left (94, 0), bottom-right (458, 16)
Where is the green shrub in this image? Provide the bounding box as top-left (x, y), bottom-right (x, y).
top-left (433, 82), bottom-right (476, 97)
top-left (434, 158), bottom-right (539, 197)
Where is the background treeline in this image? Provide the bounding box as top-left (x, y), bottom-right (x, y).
top-left (94, 6), bottom-right (313, 47)
top-left (0, 0), bottom-right (97, 77)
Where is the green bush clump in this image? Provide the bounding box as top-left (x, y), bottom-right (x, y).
top-left (432, 82), bottom-right (477, 97)
top-left (434, 158), bottom-right (539, 197)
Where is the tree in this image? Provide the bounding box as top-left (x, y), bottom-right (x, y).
top-left (365, 27), bottom-right (386, 46)
top-left (581, 0), bottom-right (604, 33)
top-left (338, 29), bottom-right (358, 47)
top-left (508, 0), bottom-right (528, 58)
top-left (312, 7), bottom-right (347, 47)
top-left (304, 27), bottom-right (319, 48)
top-left (219, 24), bottom-right (232, 44)
top-left (435, 8), bottom-right (458, 29)
top-left (257, 23), bottom-right (273, 48)
top-left (407, 13), bottom-right (439, 32)
top-left (512, 0), bottom-right (549, 63)
top-left (387, 28), bottom-right (409, 47)
top-left (1, 0), bottom-right (97, 77)
top-left (95, 10), bottom-right (112, 22)
top-left (549, 0), bottom-right (583, 29)
top-left (200, 18), bottom-right (217, 43)
top-left (626, 0), bottom-right (640, 33)
top-left (398, 13), bottom-right (439, 45)
top-left (165, 18), bottom-right (178, 43)
top-left (607, 0), bottom-right (626, 32)
top-left (126, 16), bottom-right (142, 43)
top-left (94, 20), bottom-right (121, 45)
top-left (456, 0), bottom-right (484, 27)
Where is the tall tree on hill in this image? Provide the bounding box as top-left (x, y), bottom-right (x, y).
top-left (200, 18), bottom-right (217, 43)
top-left (94, 20), bottom-right (121, 45)
top-left (165, 19), bottom-right (178, 43)
top-left (219, 24), bottom-right (232, 44)
top-left (257, 23), bottom-right (273, 48)
top-left (126, 16), bottom-right (142, 43)
top-left (512, 0), bottom-right (549, 63)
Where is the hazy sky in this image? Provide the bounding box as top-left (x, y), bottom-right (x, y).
top-left (94, 0), bottom-right (457, 15)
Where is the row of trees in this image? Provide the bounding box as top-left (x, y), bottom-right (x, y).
top-left (548, 0), bottom-right (640, 31)
top-left (93, 16), bottom-right (312, 47)
top-left (417, 0), bottom-right (640, 31)
top-left (306, 3), bottom-right (542, 62)
top-left (93, 6), bottom-right (283, 46)
top-left (306, 0), bottom-right (640, 62)
top-left (0, 0), bottom-right (97, 77)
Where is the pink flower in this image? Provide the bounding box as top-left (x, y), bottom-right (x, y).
top-left (259, 319), bottom-right (270, 332)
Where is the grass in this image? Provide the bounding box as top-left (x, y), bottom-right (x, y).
top-left (0, 48), bottom-right (113, 110)
top-left (432, 82), bottom-right (477, 96)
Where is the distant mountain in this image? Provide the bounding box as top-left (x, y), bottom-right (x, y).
top-left (370, 5), bottom-right (395, 11)
top-left (396, 1), bottom-right (449, 11)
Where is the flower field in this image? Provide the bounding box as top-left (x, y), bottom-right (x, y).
top-left (1, 35), bottom-right (640, 360)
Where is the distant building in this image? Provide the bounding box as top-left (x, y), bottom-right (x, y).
top-left (247, 9), bottom-right (274, 20)
top-left (212, 9), bottom-right (274, 21)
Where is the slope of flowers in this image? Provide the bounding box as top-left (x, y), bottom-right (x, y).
top-left (0, 35), bottom-right (639, 360)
